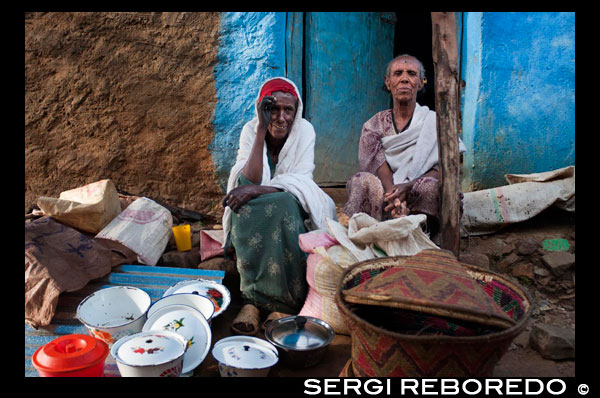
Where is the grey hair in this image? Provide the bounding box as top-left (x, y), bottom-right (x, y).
top-left (385, 54), bottom-right (426, 80)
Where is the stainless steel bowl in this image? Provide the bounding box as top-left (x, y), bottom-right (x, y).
top-left (265, 315), bottom-right (335, 368)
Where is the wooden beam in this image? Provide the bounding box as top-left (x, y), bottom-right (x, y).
top-left (431, 12), bottom-right (461, 256)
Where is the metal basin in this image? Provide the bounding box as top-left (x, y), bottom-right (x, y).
top-left (265, 315), bottom-right (335, 368)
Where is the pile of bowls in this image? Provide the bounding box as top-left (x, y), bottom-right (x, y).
top-left (162, 278), bottom-right (231, 318)
top-left (211, 336), bottom-right (279, 377)
top-left (105, 289), bottom-right (215, 377)
top-left (65, 279), bottom-right (231, 377)
top-left (148, 293), bottom-right (215, 321)
top-left (265, 315), bottom-right (335, 368)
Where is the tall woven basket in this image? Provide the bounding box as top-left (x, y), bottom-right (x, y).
top-left (335, 249), bottom-right (532, 377)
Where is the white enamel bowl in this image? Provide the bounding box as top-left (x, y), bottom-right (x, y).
top-left (148, 293), bottom-right (215, 322)
top-left (163, 279), bottom-right (231, 318)
top-left (111, 330), bottom-right (187, 377)
top-left (76, 286), bottom-right (152, 348)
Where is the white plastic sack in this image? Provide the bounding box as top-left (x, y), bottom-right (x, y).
top-left (460, 166), bottom-right (575, 236)
top-left (95, 197), bottom-right (173, 266)
top-left (37, 179), bottom-right (122, 234)
top-left (325, 213), bottom-right (439, 262)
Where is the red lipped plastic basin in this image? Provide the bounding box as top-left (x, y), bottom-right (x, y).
top-left (32, 334), bottom-right (109, 377)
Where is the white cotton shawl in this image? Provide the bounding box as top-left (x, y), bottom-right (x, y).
top-left (222, 77), bottom-right (338, 246)
top-left (382, 103), bottom-right (466, 184)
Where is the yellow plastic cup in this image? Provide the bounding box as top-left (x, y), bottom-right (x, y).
top-left (172, 225), bottom-right (192, 252)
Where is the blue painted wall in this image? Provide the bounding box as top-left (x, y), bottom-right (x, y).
top-left (210, 12), bottom-right (575, 193)
top-left (210, 12), bottom-right (287, 191)
top-left (460, 12), bottom-right (575, 190)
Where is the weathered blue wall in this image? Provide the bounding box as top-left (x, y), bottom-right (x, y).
top-left (460, 12), bottom-right (575, 191)
top-left (209, 12), bottom-right (575, 193)
top-left (210, 12), bottom-right (286, 191)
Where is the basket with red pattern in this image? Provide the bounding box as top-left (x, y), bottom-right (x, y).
top-left (335, 249), bottom-right (532, 377)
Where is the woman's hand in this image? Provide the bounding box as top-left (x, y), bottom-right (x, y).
top-left (384, 182), bottom-right (414, 217)
top-left (222, 185), bottom-right (261, 213)
top-left (222, 185), bottom-right (282, 213)
top-left (389, 199), bottom-right (409, 218)
top-left (257, 96), bottom-right (276, 132)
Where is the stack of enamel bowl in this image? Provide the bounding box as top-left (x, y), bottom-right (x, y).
top-left (139, 301), bottom-right (212, 376)
top-left (75, 279), bottom-right (231, 377)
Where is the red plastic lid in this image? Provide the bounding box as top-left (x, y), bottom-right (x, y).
top-left (32, 334), bottom-right (109, 373)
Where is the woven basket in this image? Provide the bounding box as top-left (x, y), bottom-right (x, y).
top-left (335, 249), bottom-right (532, 377)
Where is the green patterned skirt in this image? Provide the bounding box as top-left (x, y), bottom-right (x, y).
top-left (228, 188), bottom-right (309, 314)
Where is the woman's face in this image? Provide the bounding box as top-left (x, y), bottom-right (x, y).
top-left (385, 57), bottom-right (424, 105)
top-left (267, 91), bottom-right (298, 141)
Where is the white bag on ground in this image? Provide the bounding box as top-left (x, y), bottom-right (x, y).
top-left (95, 197), bottom-right (172, 265)
top-left (37, 179), bottom-right (121, 234)
top-left (460, 166), bottom-right (575, 236)
top-left (325, 213), bottom-right (439, 261)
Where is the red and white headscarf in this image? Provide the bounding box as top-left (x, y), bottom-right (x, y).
top-left (258, 78), bottom-right (298, 103)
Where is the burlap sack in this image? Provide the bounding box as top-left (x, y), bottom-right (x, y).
top-left (25, 217), bottom-right (137, 328)
top-left (37, 179), bottom-right (122, 234)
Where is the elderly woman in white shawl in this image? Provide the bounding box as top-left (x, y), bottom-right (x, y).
top-left (222, 77), bottom-right (337, 335)
top-left (343, 54), bottom-right (465, 240)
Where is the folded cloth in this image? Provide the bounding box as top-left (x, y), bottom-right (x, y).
top-left (200, 230), bottom-right (225, 261)
top-left (25, 217), bottom-right (137, 328)
top-left (298, 229), bottom-right (339, 253)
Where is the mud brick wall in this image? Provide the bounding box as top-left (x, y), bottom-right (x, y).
top-left (25, 12), bottom-right (224, 216)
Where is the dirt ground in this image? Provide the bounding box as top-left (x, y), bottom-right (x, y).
top-left (194, 188), bottom-right (575, 378)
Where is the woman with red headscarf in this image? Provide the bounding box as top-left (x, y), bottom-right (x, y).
top-left (222, 77), bottom-right (337, 335)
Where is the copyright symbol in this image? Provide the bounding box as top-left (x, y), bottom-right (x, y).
top-left (578, 384), bottom-right (589, 395)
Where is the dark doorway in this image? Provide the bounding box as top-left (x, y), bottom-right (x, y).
top-left (392, 12), bottom-right (436, 110)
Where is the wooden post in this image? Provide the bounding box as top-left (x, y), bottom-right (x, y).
top-left (431, 12), bottom-right (461, 256)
